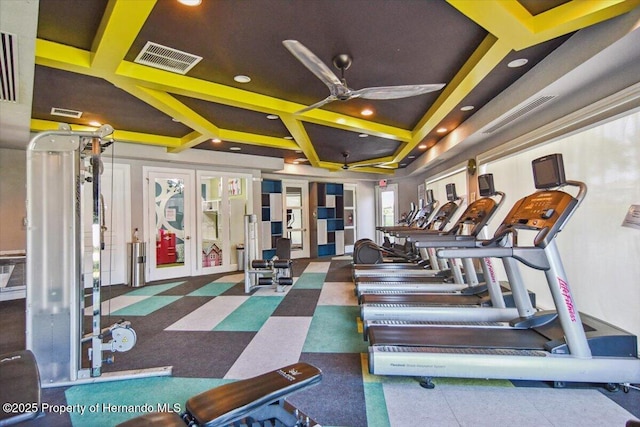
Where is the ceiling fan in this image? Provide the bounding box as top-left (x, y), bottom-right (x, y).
top-left (283, 40), bottom-right (446, 114)
top-left (341, 151), bottom-right (392, 170)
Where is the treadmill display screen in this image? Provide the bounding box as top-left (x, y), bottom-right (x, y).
top-left (445, 183), bottom-right (457, 201)
top-left (478, 174), bottom-right (494, 197)
top-left (532, 154), bottom-right (566, 189)
top-left (426, 189), bottom-right (434, 204)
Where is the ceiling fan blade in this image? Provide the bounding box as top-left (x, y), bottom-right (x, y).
top-left (351, 83), bottom-right (445, 100)
top-left (283, 40), bottom-right (344, 90)
top-left (295, 95), bottom-right (338, 114)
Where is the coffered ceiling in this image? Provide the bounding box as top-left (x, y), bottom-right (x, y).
top-left (4, 0), bottom-right (640, 174)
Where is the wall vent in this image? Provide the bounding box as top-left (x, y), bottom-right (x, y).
top-left (51, 107), bottom-right (83, 118)
top-left (0, 31), bottom-right (18, 102)
top-left (134, 41), bottom-right (202, 75)
top-left (482, 95), bottom-right (556, 134)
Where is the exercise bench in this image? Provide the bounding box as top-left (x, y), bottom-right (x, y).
top-left (118, 362), bottom-right (322, 427)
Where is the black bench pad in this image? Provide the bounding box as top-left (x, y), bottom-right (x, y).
top-left (116, 412), bottom-right (185, 427)
top-left (187, 362), bottom-right (321, 426)
top-left (0, 350), bottom-right (41, 426)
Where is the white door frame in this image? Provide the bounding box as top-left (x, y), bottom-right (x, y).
top-left (143, 167), bottom-right (195, 282)
top-left (281, 179), bottom-right (310, 259)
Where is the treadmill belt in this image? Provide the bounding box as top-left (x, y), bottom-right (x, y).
top-left (356, 276), bottom-right (447, 283)
top-left (368, 325), bottom-right (549, 350)
top-left (361, 293), bottom-right (482, 306)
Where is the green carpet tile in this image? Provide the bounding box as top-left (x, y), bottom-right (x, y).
top-left (363, 382), bottom-right (390, 427)
top-left (303, 305), bottom-right (368, 353)
top-left (112, 296), bottom-right (182, 316)
top-left (214, 296), bottom-right (284, 331)
top-left (186, 281), bottom-right (238, 296)
top-left (65, 376), bottom-right (231, 427)
top-left (294, 272), bottom-right (326, 289)
top-left (125, 281), bottom-right (186, 296)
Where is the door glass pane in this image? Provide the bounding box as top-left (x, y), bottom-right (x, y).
top-left (155, 178), bottom-right (185, 268)
top-left (228, 177), bottom-right (248, 266)
top-left (200, 175), bottom-right (248, 269)
top-left (381, 190), bottom-right (395, 226)
top-left (201, 176), bottom-right (223, 268)
top-left (286, 186), bottom-right (304, 250)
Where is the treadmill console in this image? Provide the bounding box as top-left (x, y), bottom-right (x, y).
top-left (453, 197), bottom-right (498, 236)
top-left (498, 190), bottom-right (577, 247)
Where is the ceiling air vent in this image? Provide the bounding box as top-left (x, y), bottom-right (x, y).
top-left (482, 95), bottom-right (556, 134)
top-left (51, 107), bottom-right (83, 118)
top-left (0, 31), bottom-right (18, 102)
top-left (134, 41), bottom-right (202, 75)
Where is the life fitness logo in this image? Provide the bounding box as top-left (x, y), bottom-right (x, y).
top-left (558, 277), bottom-right (577, 322)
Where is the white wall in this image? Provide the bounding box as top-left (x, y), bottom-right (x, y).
top-left (481, 110), bottom-right (640, 341)
top-left (0, 148), bottom-right (27, 252)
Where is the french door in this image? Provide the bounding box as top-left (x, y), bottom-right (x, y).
top-left (282, 180), bottom-right (310, 259)
top-left (197, 172), bottom-right (251, 274)
top-left (145, 168), bottom-right (195, 281)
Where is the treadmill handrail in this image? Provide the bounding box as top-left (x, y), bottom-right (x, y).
top-left (437, 246), bottom-right (550, 270)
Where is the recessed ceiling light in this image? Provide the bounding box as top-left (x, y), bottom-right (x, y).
top-left (177, 0), bottom-right (202, 6)
top-left (284, 136), bottom-right (293, 140)
top-left (436, 127), bottom-right (447, 133)
top-left (400, 163), bottom-right (407, 167)
top-left (266, 114), bottom-right (279, 120)
top-left (294, 158), bottom-right (308, 163)
top-left (361, 108), bottom-right (374, 116)
top-left (229, 147), bottom-right (241, 151)
top-left (295, 150), bottom-right (303, 153)
top-left (211, 138), bottom-right (221, 143)
top-left (508, 58), bottom-right (528, 68)
top-left (89, 121), bottom-right (102, 127)
top-left (418, 144), bottom-right (427, 149)
top-left (460, 105), bottom-right (475, 111)
top-left (408, 155), bottom-right (416, 159)
top-left (358, 133), bottom-right (368, 138)
top-left (234, 75), bottom-right (251, 83)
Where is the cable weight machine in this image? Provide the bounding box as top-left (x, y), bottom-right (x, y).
top-left (26, 124), bottom-right (171, 387)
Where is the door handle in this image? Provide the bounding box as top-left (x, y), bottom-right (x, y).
top-left (185, 236), bottom-right (191, 240)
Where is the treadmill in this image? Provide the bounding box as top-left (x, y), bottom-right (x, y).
top-left (355, 178), bottom-right (506, 297)
top-left (367, 154), bottom-right (640, 387)
top-left (353, 184), bottom-right (461, 276)
top-left (360, 174), bottom-right (536, 325)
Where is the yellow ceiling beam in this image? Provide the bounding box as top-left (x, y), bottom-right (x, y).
top-left (448, 0), bottom-right (640, 51)
top-left (91, 0), bottom-right (156, 72)
top-left (35, 39), bottom-right (94, 74)
top-left (280, 115), bottom-right (321, 168)
top-left (124, 84), bottom-right (300, 153)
